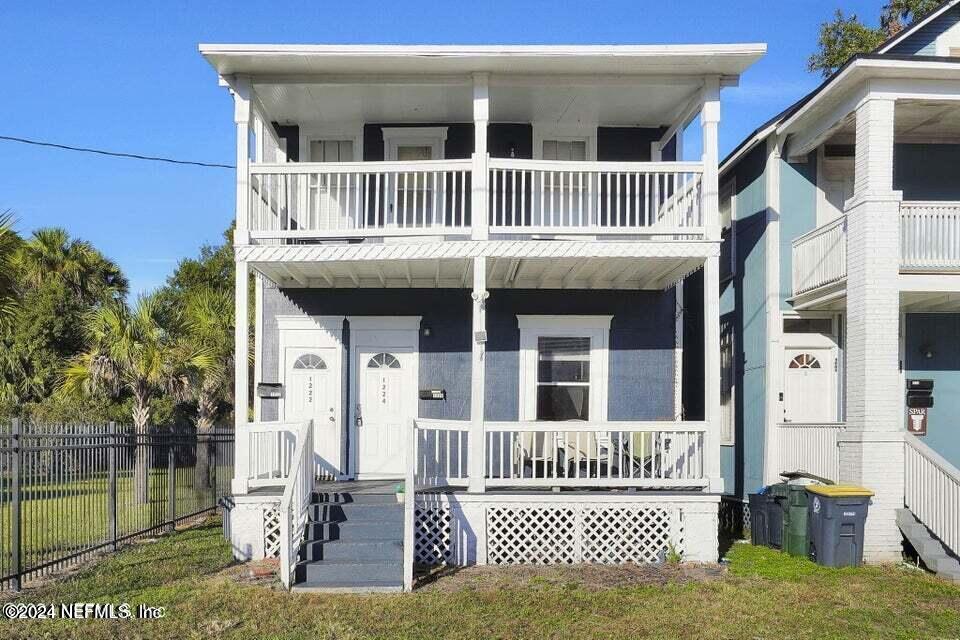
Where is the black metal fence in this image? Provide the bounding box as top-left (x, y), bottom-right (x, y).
top-left (0, 421), bottom-right (234, 590)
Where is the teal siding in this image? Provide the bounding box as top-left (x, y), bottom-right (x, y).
top-left (779, 155), bottom-right (818, 308)
top-left (904, 313), bottom-right (960, 470)
top-left (889, 5), bottom-right (960, 55)
top-left (895, 143), bottom-right (960, 200)
top-left (721, 143), bottom-right (769, 497)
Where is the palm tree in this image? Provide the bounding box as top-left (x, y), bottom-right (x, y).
top-left (61, 294), bottom-right (203, 503)
top-left (15, 227), bottom-right (127, 306)
top-left (179, 287), bottom-right (234, 489)
top-left (0, 211), bottom-right (21, 328)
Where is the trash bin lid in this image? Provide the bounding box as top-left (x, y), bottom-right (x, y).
top-left (806, 484), bottom-right (874, 497)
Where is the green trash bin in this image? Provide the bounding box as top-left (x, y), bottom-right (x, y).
top-left (770, 482), bottom-right (814, 556)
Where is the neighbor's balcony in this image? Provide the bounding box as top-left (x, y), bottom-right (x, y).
top-left (791, 201), bottom-right (960, 298)
top-left (247, 158), bottom-right (704, 244)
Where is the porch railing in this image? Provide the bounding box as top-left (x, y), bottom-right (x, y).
top-left (791, 216), bottom-right (847, 296)
top-left (776, 422), bottom-right (844, 482)
top-left (243, 422), bottom-right (302, 488)
top-left (901, 201), bottom-right (960, 271)
top-left (488, 159), bottom-right (703, 235)
top-left (904, 434), bottom-right (960, 556)
top-left (412, 419), bottom-right (471, 488)
top-left (249, 160), bottom-right (473, 240)
top-left (484, 421), bottom-right (707, 488)
top-left (278, 419), bottom-right (313, 589)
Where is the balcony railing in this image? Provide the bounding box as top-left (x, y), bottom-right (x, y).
top-left (901, 201), bottom-right (960, 271)
top-left (792, 201), bottom-right (960, 298)
top-left (247, 158), bottom-right (704, 242)
top-left (791, 215), bottom-right (847, 296)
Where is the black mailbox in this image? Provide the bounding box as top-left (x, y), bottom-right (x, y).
top-left (256, 383), bottom-right (283, 399)
top-left (906, 379), bottom-right (934, 409)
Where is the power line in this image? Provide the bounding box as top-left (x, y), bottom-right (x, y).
top-left (0, 134), bottom-right (235, 169)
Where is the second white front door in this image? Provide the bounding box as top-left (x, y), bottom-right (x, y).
top-left (783, 348), bottom-right (836, 423)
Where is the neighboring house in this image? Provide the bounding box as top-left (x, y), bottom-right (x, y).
top-left (201, 43), bottom-right (765, 590)
top-left (719, 1), bottom-right (960, 571)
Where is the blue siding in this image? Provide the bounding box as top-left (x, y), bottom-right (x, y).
top-left (889, 5), bottom-right (960, 55)
top-left (721, 143), bottom-right (769, 498)
top-left (904, 313), bottom-right (960, 470)
top-left (779, 155), bottom-right (818, 309)
top-left (260, 286), bottom-right (677, 424)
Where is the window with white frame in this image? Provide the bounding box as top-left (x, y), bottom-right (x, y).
top-left (518, 316), bottom-right (611, 422)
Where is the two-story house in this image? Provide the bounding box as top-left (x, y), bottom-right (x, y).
top-left (719, 1), bottom-right (960, 576)
top-left (202, 43), bottom-right (765, 591)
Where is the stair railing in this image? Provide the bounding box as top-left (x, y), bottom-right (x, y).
top-left (403, 417), bottom-right (416, 591)
top-left (279, 419), bottom-right (314, 589)
top-left (904, 434), bottom-right (960, 555)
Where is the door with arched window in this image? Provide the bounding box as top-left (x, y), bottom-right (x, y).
top-left (285, 346), bottom-right (339, 476)
top-left (355, 347), bottom-right (415, 476)
top-left (783, 348), bottom-right (836, 423)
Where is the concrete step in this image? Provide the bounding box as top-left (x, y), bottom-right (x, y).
top-left (897, 508), bottom-right (960, 582)
top-left (305, 519), bottom-right (404, 541)
top-left (291, 580), bottom-right (403, 594)
top-left (312, 491), bottom-right (399, 505)
top-left (309, 502), bottom-right (403, 523)
top-left (301, 538), bottom-right (402, 562)
top-left (297, 559), bottom-right (403, 585)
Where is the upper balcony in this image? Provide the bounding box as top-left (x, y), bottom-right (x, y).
top-left (202, 44), bottom-right (766, 248)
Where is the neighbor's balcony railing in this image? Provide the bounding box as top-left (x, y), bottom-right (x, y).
top-left (247, 158), bottom-right (704, 242)
top-left (901, 201), bottom-right (960, 271)
top-left (792, 201), bottom-right (960, 297)
top-left (791, 215), bottom-right (847, 296)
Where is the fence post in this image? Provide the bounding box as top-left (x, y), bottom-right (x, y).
top-left (107, 421), bottom-right (118, 551)
top-left (166, 437), bottom-right (176, 534)
top-left (210, 429), bottom-right (218, 508)
top-left (10, 418), bottom-right (22, 592)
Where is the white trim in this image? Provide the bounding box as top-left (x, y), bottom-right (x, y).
top-left (276, 315), bottom-right (346, 332)
top-left (532, 123), bottom-right (597, 161)
top-left (762, 135), bottom-right (784, 485)
top-left (382, 127), bottom-right (448, 161)
top-left (517, 315), bottom-right (612, 422)
top-left (253, 275), bottom-right (264, 421)
top-left (298, 123), bottom-right (364, 163)
top-left (347, 316), bottom-right (422, 331)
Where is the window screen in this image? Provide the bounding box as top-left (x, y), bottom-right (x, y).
top-left (536, 336), bottom-right (590, 421)
top-left (542, 140), bottom-right (587, 161)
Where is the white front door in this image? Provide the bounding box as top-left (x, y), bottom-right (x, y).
top-left (783, 348), bottom-right (836, 423)
top-left (349, 318), bottom-right (420, 478)
top-left (278, 316), bottom-right (345, 479)
top-left (355, 348), bottom-right (415, 477)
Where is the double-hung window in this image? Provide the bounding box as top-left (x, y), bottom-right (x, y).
top-left (536, 336), bottom-right (591, 420)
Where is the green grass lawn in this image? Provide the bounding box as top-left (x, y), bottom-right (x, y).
top-left (2, 518), bottom-right (959, 640)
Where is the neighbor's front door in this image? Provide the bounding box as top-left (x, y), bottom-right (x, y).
top-left (783, 348), bottom-right (836, 423)
top-left (355, 348), bottom-right (414, 477)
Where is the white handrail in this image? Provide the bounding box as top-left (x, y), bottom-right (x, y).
top-left (403, 418), bottom-right (416, 591)
top-left (904, 434), bottom-right (960, 555)
top-left (278, 419), bottom-right (314, 589)
top-left (791, 215), bottom-right (847, 295)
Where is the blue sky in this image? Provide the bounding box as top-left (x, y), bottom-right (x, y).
top-left (1, 0), bottom-right (882, 295)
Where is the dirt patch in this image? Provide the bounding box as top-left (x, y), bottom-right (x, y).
top-left (416, 562), bottom-right (726, 592)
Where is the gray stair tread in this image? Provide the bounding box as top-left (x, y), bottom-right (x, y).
top-left (292, 580), bottom-right (402, 593)
top-left (301, 558), bottom-right (402, 567)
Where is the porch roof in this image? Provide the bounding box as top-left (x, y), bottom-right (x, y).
top-left (199, 44), bottom-right (766, 79)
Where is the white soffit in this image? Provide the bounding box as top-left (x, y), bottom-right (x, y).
top-left (199, 43), bottom-right (766, 78)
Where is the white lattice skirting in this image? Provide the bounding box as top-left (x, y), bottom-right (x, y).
top-left (263, 507), bottom-right (282, 558)
top-left (415, 494), bottom-right (719, 566)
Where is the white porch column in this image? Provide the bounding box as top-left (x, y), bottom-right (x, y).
top-left (233, 259), bottom-right (251, 494)
top-left (469, 256), bottom-right (488, 493)
top-left (471, 73), bottom-right (490, 241)
top-left (703, 255), bottom-right (723, 491)
top-left (232, 76), bottom-right (253, 495)
top-left (700, 75), bottom-right (723, 492)
top-left (700, 75), bottom-right (721, 241)
top-left (840, 95), bottom-right (904, 562)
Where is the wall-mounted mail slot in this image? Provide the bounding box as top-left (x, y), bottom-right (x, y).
top-left (419, 389), bottom-right (446, 400)
top-left (257, 383), bottom-right (283, 399)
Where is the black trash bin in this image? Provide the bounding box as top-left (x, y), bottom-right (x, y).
top-left (748, 493), bottom-right (770, 546)
top-left (806, 485), bottom-right (874, 567)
